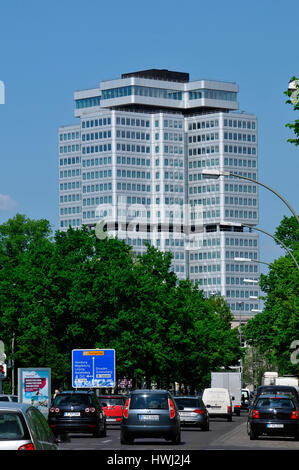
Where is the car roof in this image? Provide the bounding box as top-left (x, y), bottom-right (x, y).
top-left (258, 385), bottom-right (296, 390)
top-left (57, 390), bottom-right (94, 394)
top-left (0, 402), bottom-right (33, 412)
top-left (98, 395), bottom-right (125, 398)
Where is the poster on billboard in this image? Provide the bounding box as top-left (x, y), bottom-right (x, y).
top-left (18, 368), bottom-right (51, 416)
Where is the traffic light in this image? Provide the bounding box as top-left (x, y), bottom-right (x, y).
top-left (0, 363), bottom-right (7, 379)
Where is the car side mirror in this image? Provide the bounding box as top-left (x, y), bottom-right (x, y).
top-left (231, 396), bottom-right (235, 401)
top-left (206, 404), bottom-right (211, 408)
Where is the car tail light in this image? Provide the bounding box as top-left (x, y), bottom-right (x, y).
top-left (168, 398), bottom-right (175, 419)
top-left (18, 443), bottom-right (35, 450)
top-left (85, 407), bottom-right (96, 413)
top-left (49, 407), bottom-right (60, 413)
top-left (123, 398), bottom-right (130, 418)
top-left (227, 406), bottom-right (231, 414)
top-left (252, 409), bottom-right (260, 419)
top-left (291, 410), bottom-right (299, 420)
top-left (193, 409), bottom-right (205, 414)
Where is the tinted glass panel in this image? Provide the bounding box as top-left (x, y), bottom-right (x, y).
top-left (53, 394), bottom-right (93, 406)
top-left (256, 397), bottom-right (295, 409)
top-left (0, 412), bottom-right (28, 440)
top-left (130, 394), bottom-right (169, 410)
top-left (99, 398), bottom-right (124, 406)
top-left (174, 398), bottom-right (201, 408)
top-left (0, 397), bottom-right (9, 401)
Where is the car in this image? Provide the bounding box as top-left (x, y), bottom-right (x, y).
top-left (0, 395), bottom-right (19, 403)
top-left (202, 388), bottom-right (233, 421)
top-left (48, 390), bottom-right (107, 438)
top-left (120, 389), bottom-right (181, 445)
top-left (98, 394), bottom-right (126, 425)
top-left (247, 394), bottom-right (299, 440)
top-left (255, 385), bottom-right (299, 407)
top-left (173, 396), bottom-right (209, 430)
top-left (0, 402), bottom-right (58, 450)
top-left (241, 389), bottom-right (250, 410)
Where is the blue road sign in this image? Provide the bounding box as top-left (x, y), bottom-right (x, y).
top-left (72, 349), bottom-right (115, 388)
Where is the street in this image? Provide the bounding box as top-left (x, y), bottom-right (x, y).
top-left (58, 411), bottom-right (299, 451)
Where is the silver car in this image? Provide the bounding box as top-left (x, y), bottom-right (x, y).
top-left (174, 396), bottom-right (210, 430)
top-left (0, 402), bottom-right (59, 450)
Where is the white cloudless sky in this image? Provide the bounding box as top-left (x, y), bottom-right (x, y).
top-left (0, 0), bottom-right (298, 271)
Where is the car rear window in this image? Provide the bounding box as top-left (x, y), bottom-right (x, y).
top-left (256, 397), bottom-right (295, 409)
top-left (174, 398), bottom-right (202, 408)
top-left (0, 412), bottom-right (28, 440)
top-left (99, 398), bottom-right (124, 406)
top-left (130, 394), bottom-right (169, 410)
top-left (53, 394), bottom-right (93, 407)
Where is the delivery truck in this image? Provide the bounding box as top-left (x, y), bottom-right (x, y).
top-left (211, 372), bottom-right (242, 415)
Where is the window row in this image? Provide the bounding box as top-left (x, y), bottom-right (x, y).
top-left (189, 184), bottom-right (220, 194)
top-left (82, 117), bottom-right (111, 128)
top-left (82, 144), bottom-right (111, 154)
top-left (117, 130), bottom-right (150, 140)
top-left (116, 143), bottom-right (150, 153)
top-left (223, 119), bottom-right (256, 129)
top-left (117, 183), bottom-right (151, 192)
top-left (60, 219), bottom-right (81, 228)
top-left (190, 264), bottom-right (221, 274)
top-left (82, 157), bottom-right (112, 167)
top-left (60, 193), bottom-right (81, 203)
top-left (188, 145), bottom-right (220, 156)
top-left (59, 131), bottom-right (80, 141)
top-left (189, 158), bottom-right (220, 169)
top-left (116, 116), bottom-right (151, 127)
top-left (60, 169), bottom-right (81, 178)
top-left (82, 131), bottom-right (111, 141)
top-left (226, 290), bottom-right (259, 298)
top-left (60, 182), bottom-right (81, 191)
top-left (60, 206), bottom-right (81, 215)
top-left (117, 156), bottom-right (150, 166)
top-left (224, 132), bottom-right (256, 142)
top-left (224, 145), bottom-right (256, 155)
top-left (102, 85), bottom-right (182, 101)
top-left (60, 157), bottom-right (81, 166)
top-left (83, 184), bottom-right (112, 193)
top-left (224, 158), bottom-right (257, 168)
top-left (188, 133), bottom-right (219, 143)
top-left (190, 251), bottom-right (221, 260)
top-left (117, 169), bottom-right (151, 179)
top-left (225, 197), bottom-right (257, 206)
top-left (225, 238), bottom-right (258, 247)
top-left (224, 183), bottom-right (257, 193)
top-left (83, 170), bottom-right (112, 180)
top-left (225, 209), bottom-right (257, 219)
top-left (188, 119), bottom-right (219, 130)
top-left (60, 145), bottom-right (80, 154)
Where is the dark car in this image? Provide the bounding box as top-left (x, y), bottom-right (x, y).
top-left (255, 386), bottom-right (299, 406)
top-left (48, 391), bottom-right (106, 438)
top-left (98, 395), bottom-right (126, 424)
top-left (247, 394), bottom-right (299, 440)
top-left (120, 389), bottom-right (181, 445)
top-left (174, 396), bottom-right (209, 430)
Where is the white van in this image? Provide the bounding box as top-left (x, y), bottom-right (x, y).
top-left (202, 388), bottom-right (232, 421)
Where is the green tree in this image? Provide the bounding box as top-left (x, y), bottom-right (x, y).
top-left (284, 76), bottom-right (299, 147)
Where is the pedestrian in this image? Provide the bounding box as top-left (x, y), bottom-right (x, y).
top-left (53, 389), bottom-right (59, 399)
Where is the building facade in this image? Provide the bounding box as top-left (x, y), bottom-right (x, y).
top-left (58, 69), bottom-right (260, 319)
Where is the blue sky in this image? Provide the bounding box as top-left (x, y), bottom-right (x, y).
top-left (0, 0), bottom-right (298, 272)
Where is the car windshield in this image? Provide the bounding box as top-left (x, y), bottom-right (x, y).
top-left (99, 398), bottom-right (124, 406)
top-left (53, 394), bottom-right (93, 407)
top-left (175, 398), bottom-right (201, 408)
top-left (130, 394), bottom-right (169, 410)
top-left (256, 397), bottom-right (295, 409)
top-left (0, 413), bottom-right (26, 440)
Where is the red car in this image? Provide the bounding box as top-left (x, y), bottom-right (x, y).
top-left (98, 395), bottom-right (127, 424)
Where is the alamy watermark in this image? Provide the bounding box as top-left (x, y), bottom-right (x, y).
top-left (0, 80), bottom-right (5, 104)
top-left (290, 340), bottom-right (299, 365)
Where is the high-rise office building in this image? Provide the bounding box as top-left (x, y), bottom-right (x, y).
top-left (58, 69), bottom-right (260, 319)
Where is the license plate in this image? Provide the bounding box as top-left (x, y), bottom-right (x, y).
top-left (64, 412), bottom-right (80, 417)
top-left (267, 424), bottom-right (284, 428)
top-left (139, 414), bottom-right (159, 421)
top-left (106, 418), bottom-right (116, 422)
top-left (181, 412), bottom-right (195, 417)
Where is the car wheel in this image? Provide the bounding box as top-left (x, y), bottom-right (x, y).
top-left (121, 433), bottom-right (134, 445)
top-left (248, 424), bottom-right (258, 440)
top-left (201, 421), bottom-right (209, 431)
top-left (171, 430), bottom-right (181, 445)
top-left (100, 424), bottom-right (107, 437)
